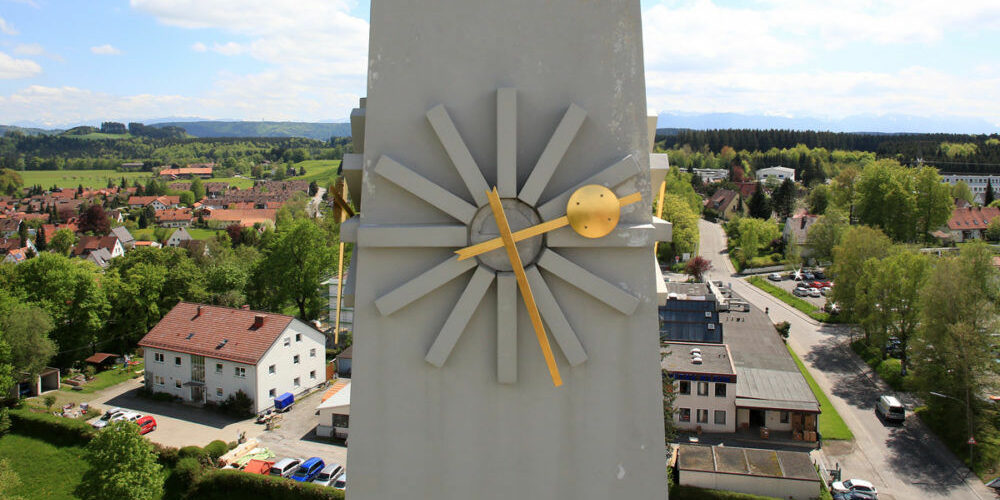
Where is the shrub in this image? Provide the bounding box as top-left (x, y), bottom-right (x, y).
top-left (43, 394), bottom-right (57, 412)
top-left (8, 408), bottom-right (95, 446)
top-left (179, 445), bottom-right (211, 465)
top-left (152, 442), bottom-right (180, 466)
top-left (83, 365), bottom-right (96, 379)
top-left (174, 457), bottom-right (206, 484)
top-left (219, 390), bottom-right (254, 418)
top-left (774, 321), bottom-right (790, 339)
top-left (205, 440), bottom-right (229, 460)
top-left (188, 469), bottom-right (344, 500)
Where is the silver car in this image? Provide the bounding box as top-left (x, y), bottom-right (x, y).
top-left (333, 472), bottom-right (347, 490)
top-left (269, 457), bottom-right (303, 478)
top-left (808, 288), bottom-right (821, 297)
top-left (312, 463), bottom-right (344, 487)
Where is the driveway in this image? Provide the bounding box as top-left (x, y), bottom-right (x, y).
top-left (253, 386), bottom-right (347, 469)
top-left (696, 219), bottom-right (994, 500)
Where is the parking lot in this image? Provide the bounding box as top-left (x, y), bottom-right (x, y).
top-left (254, 387), bottom-right (347, 469)
top-left (762, 272), bottom-right (832, 309)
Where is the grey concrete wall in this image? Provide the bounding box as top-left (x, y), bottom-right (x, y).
top-left (349, 1), bottom-right (667, 499)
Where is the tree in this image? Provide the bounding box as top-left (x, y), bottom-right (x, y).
top-left (830, 166), bottom-right (859, 220)
top-left (684, 256), bottom-right (712, 282)
top-left (807, 184), bottom-right (830, 215)
top-left (0, 293), bottom-right (57, 377)
top-left (804, 210), bottom-right (848, 262)
top-left (308, 181), bottom-right (319, 197)
top-left (78, 205), bottom-right (110, 235)
top-left (855, 160), bottom-right (916, 241)
top-left (77, 420), bottom-right (163, 500)
top-left (49, 229), bottom-right (77, 256)
top-left (138, 210), bottom-right (149, 229)
top-left (189, 177), bottom-right (205, 201)
top-left (0, 168), bottom-right (23, 196)
top-left (858, 250), bottom-right (930, 374)
top-left (178, 191), bottom-right (195, 206)
top-left (986, 179), bottom-right (996, 206)
top-left (952, 181), bottom-right (975, 204)
top-left (225, 224), bottom-right (243, 246)
top-left (35, 225), bottom-right (46, 251)
top-left (986, 217), bottom-right (1000, 242)
top-left (736, 217), bottom-right (780, 263)
top-left (661, 353), bottom-right (678, 457)
top-left (656, 193), bottom-right (699, 264)
top-left (771, 178), bottom-right (796, 220)
top-left (912, 167), bottom-right (953, 242)
top-left (746, 183), bottom-right (771, 219)
top-left (249, 219), bottom-right (334, 319)
top-left (0, 336), bottom-right (14, 400)
top-left (831, 225), bottom-right (892, 321)
top-left (17, 222), bottom-right (29, 247)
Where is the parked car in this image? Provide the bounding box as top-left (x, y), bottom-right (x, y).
top-left (809, 288), bottom-right (821, 298)
top-left (831, 479), bottom-right (878, 498)
top-left (94, 410), bottom-right (141, 430)
top-left (795, 281), bottom-right (810, 289)
top-left (332, 472), bottom-right (347, 490)
top-left (269, 457), bottom-right (303, 478)
top-left (821, 286), bottom-right (832, 296)
top-left (876, 395), bottom-right (905, 424)
top-left (136, 415), bottom-right (157, 434)
top-left (767, 273), bottom-right (782, 281)
top-left (813, 269), bottom-right (826, 279)
top-left (313, 463), bottom-right (345, 487)
top-left (291, 457), bottom-right (326, 482)
top-left (803, 271), bottom-right (815, 280)
top-left (793, 287), bottom-right (809, 297)
top-left (91, 408), bottom-right (125, 429)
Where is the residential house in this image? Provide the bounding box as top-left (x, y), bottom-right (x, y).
top-left (41, 222), bottom-right (79, 243)
top-left (947, 206), bottom-right (1000, 242)
top-left (663, 343), bottom-right (737, 433)
top-left (783, 213), bottom-right (819, 257)
top-left (703, 189), bottom-right (740, 219)
top-left (134, 240), bottom-right (163, 248)
top-left (110, 226), bottom-right (136, 250)
top-left (85, 247), bottom-right (114, 268)
top-left (107, 210), bottom-right (124, 224)
top-left (203, 208), bottom-right (277, 229)
top-left (166, 227), bottom-right (193, 247)
top-left (335, 346), bottom-right (352, 378)
top-left (139, 302), bottom-right (327, 413)
top-left (735, 181), bottom-right (758, 200)
top-left (128, 196), bottom-right (181, 211)
top-left (158, 165), bottom-right (214, 179)
top-left (0, 216), bottom-right (21, 237)
top-left (316, 379), bottom-right (351, 438)
top-left (755, 166), bottom-right (795, 183)
top-left (156, 208), bottom-right (193, 228)
top-left (72, 236), bottom-right (124, 261)
top-left (0, 237), bottom-right (36, 265)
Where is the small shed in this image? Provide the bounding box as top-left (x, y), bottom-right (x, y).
top-left (316, 379), bottom-right (350, 438)
top-left (335, 346), bottom-right (353, 378)
top-left (677, 444), bottom-right (820, 500)
top-left (8, 367), bottom-right (60, 398)
top-left (84, 353), bottom-right (119, 371)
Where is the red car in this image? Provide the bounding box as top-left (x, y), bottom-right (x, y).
top-left (136, 415), bottom-right (157, 434)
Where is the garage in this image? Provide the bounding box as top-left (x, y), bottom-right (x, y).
top-left (677, 444), bottom-right (821, 500)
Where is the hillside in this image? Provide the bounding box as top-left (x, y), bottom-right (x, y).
top-left (151, 121), bottom-right (352, 140)
top-left (0, 125), bottom-right (63, 136)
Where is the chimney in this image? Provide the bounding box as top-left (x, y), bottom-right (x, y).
top-left (253, 314), bottom-right (266, 329)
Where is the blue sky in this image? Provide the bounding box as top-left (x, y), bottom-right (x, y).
top-left (0, 0), bottom-right (999, 131)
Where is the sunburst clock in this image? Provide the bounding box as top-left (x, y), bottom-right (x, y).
top-left (363, 88), bottom-right (653, 387)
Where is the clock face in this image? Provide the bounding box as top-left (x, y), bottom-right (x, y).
top-left (366, 88), bottom-right (647, 386)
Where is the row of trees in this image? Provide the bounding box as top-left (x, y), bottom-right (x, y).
top-left (655, 167), bottom-right (702, 264)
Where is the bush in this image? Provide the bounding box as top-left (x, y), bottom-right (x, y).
top-left (83, 365), bottom-right (96, 379)
top-left (179, 445), bottom-right (211, 465)
top-left (152, 442), bottom-right (180, 466)
top-left (219, 390), bottom-right (254, 418)
top-left (8, 408), bottom-right (95, 446)
top-left (188, 469), bottom-right (345, 500)
top-left (174, 457), bottom-right (206, 485)
top-left (774, 321), bottom-right (790, 339)
top-left (205, 440), bottom-right (229, 460)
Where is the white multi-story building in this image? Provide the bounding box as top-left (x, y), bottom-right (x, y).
top-left (663, 342), bottom-right (738, 433)
top-left (755, 166), bottom-right (795, 183)
top-left (940, 173), bottom-right (1000, 203)
top-left (139, 302), bottom-right (327, 413)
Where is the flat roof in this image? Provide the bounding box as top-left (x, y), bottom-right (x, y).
top-left (661, 342), bottom-right (735, 376)
top-left (665, 282), bottom-right (713, 301)
top-left (678, 444), bottom-right (818, 482)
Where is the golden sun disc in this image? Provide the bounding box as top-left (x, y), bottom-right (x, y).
top-left (566, 184), bottom-right (620, 238)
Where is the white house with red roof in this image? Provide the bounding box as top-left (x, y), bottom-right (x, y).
top-left (138, 302), bottom-right (326, 413)
top-left (947, 206), bottom-right (1000, 242)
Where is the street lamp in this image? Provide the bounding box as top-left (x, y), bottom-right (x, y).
top-left (929, 391), bottom-right (975, 471)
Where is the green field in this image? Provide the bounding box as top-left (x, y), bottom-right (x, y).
top-left (289, 159), bottom-right (341, 186)
top-left (786, 343), bottom-right (854, 440)
top-left (19, 170), bottom-right (154, 189)
top-left (0, 433), bottom-right (88, 500)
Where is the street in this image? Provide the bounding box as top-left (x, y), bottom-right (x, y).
top-left (695, 219), bottom-right (994, 500)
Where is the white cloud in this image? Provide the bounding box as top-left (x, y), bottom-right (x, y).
top-left (210, 42), bottom-right (244, 56)
top-left (90, 44), bottom-right (122, 55)
top-left (190, 41), bottom-right (207, 52)
top-left (0, 16), bottom-right (18, 35)
top-left (0, 51), bottom-right (41, 79)
top-left (13, 43), bottom-right (43, 56)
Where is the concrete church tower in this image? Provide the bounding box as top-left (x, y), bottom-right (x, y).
top-left (342, 1), bottom-right (671, 498)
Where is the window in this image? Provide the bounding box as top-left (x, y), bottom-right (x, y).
top-left (174, 356), bottom-right (182, 366)
top-left (331, 414), bottom-right (350, 428)
top-left (293, 355), bottom-right (300, 364)
top-left (293, 377), bottom-right (300, 388)
top-left (154, 375), bottom-right (165, 386)
top-left (295, 333), bottom-right (301, 342)
top-left (234, 367), bottom-right (246, 378)
top-left (175, 379), bottom-right (182, 389)
top-left (679, 408), bottom-right (691, 422)
top-left (284, 337), bottom-right (290, 347)
top-left (714, 410), bottom-right (726, 425)
top-left (696, 409), bottom-right (708, 424)
top-left (268, 388), bottom-right (276, 398)
top-left (310, 370), bottom-right (316, 380)
top-left (154, 353), bottom-right (164, 363)
top-left (310, 348), bottom-right (316, 358)
top-left (780, 411), bottom-right (789, 424)
top-left (268, 364), bottom-right (276, 375)
top-left (215, 363), bottom-right (223, 374)
top-left (715, 383), bottom-right (727, 397)
top-left (678, 381), bottom-right (690, 395)
top-left (697, 382), bottom-right (709, 396)
top-left (216, 387), bottom-right (223, 397)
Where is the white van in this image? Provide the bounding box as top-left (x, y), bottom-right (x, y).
top-left (876, 395), bottom-right (905, 423)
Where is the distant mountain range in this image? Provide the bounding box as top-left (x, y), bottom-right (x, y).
top-left (655, 112), bottom-right (999, 135)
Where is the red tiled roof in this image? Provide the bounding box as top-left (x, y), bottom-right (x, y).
top-left (0, 237), bottom-right (23, 252)
top-left (155, 208), bottom-right (193, 222)
top-left (204, 208), bottom-right (277, 227)
top-left (41, 223), bottom-right (79, 243)
top-left (84, 353), bottom-right (118, 364)
top-left (138, 302), bottom-right (295, 365)
top-left (159, 167), bottom-right (213, 176)
top-left (705, 189), bottom-right (737, 212)
top-left (129, 195), bottom-right (181, 206)
top-left (947, 206), bottom-right (1000, 231)
top-left (72, 236), bottom-right (119, 256)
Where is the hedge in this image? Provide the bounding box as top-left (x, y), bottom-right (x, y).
top-left (8, 408), bottom-right (96, 446)
top-left (188, 469), bottom-right (345, 500)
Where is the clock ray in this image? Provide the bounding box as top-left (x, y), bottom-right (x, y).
top-left (537, 155), bottom-right (642, 220)
top-left (374, 155), bottom-right (477, 224)
top-left (358, 224), bottom-right (468, 248)
top-left (426, 104), bottom-right (491, 207)
top-left (496, 272), bottom-right (517, 383)
top-left (496, 88), bottom-right (517, 197)
top-left (375, 256), bottom-right (477, 316)
top-left (525, 266), bottom-right (588, 367)
top-left (536, 249), bottom-right (639, 315)
top-left (518, 103), bottom-right (587, 206)
top-left (425, 266), bottom-right (496, 367)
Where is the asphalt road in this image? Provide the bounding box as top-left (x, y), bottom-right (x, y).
top-left (696, 219), bottom-right (994, 500)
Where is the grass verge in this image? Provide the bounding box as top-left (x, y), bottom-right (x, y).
top-left (746, 276), bottom-right (832, 323)
top-left (60, 359), bottom-right (144, 394)
top-left (785, 343), bottom-right (854, 440)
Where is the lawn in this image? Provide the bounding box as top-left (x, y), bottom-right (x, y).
top-left (289, 159), bottom-right (341, 187)
top-left (19, 169), bottom-right (154, 189)
top-left (785, 343), bottom-right (854, 440)
top-left (60, 359), bottom-right (144, 394)
top-left (746, 276), bottom-right (832, 323)
top-left (201, 176), bottom-right (256, 189)
top-left (0, 433), bottom-right (88, 500)
top-left (133, 227), bottom-right (224, 243)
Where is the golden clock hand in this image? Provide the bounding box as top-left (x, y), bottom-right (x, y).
top-left (486, 187), bottom-right (563, 387)
top-left (456, 190), bottom-right (641, 261)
